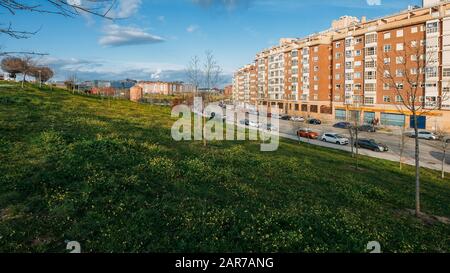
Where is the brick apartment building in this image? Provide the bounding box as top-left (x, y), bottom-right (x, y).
top-left (232, 0), bottom-right (450, 130)
top-left (233, 64), bottom-right (258, 110)
top-left (224, 85), bottom-right (233, 97)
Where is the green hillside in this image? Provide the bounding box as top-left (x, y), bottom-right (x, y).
top-left (0, 82), bottom-right (449, 253)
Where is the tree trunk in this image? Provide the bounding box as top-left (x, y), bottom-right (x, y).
top-left (413, 115), bottom-right (421, 217)
top-left (442, 148), bottom-right (446, 179)
top-left (22, 73), bottom-right (26, 88)
top-left (355, 128), bottom-right (359, 170)
top-left (399, 134), bottom-right (404, 170)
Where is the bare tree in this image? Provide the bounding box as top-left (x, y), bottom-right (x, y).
top-left (1, 56), bottom-right (24, 79)
top-left (203, 50), bottom-right (223, 92)
top-left (378, 36), bottom-right (447, 216)
top-left (186, 51), bottom-right (223, 147)
top-left (399, 123), bottom-right (408, 171)
top-left (186, 55), bottom-right (201, 99)
top-left (17, 56), bottom-right (35, 88)
top-left (347, 105), bottom-right (361, 170)
top-left (64, 74), bottom-right (77, 92)
top-left (30, 66), bottom-right (54, 85)
top-left (0, 0), bottom-right (116, 39)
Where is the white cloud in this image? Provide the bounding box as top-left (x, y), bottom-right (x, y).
top-left (186, 24), bottom-right (199, 33)
top-left (366, 0), bottom-right (381, 6)
top-left (99, 24), bottom-right (164, 47)
top-left (40, 57), bottom-right (187, 81)
top-left (115, 0), bottom-right (142, 18)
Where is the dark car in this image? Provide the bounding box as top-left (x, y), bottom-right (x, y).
top-left (308, 118), bottom-right (322, 125)
top-left (358, 125), bottom-right (376, 132)
top-left (280, 115), bottom-right (292, 120)
top-left (333, 122), bottom-right (352, 129)
top-left (355, 139), bottom-right (388, 152)
top-left (240, 119), bottom-right (250, 126)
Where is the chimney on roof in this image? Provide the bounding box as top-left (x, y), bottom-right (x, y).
top-left (361, 16), bottom-right (367, 23)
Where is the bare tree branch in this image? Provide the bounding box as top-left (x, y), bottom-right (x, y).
top-left (0, 0), bottom-right (117, 39)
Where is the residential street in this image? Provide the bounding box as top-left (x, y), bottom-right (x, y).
top-left (221, 106), bottom-right (450, 173)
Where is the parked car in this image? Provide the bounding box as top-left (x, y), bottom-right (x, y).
top-left (291, 116), bottom-right (305, 122)
top-left (333, 122), bottom-right (352, 129)
top-left (355, 139), bottom-right (389, 152)
top-left (280, 115), bottom-right (292, 120)
top-left (297, 129), bottom-right (319, 139)
top-left (307, 118), bottom-right (322, 125)
top-left (240, 119), bottom-right (250, 126)
top-left (358, 125), bottom-right (376, 132)
top-left (271, 113), bottom-right (282, 119)
top-left (409, 130), bottom-right (438, 140)
top-left (248, 120), bottom-right (259, 128)
top-left (321, 133), bottom-right (349, 145)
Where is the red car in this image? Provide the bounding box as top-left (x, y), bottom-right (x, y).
top-left (297, 129), bottom-right (319, 139)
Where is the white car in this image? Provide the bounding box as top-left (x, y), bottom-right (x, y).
top-left (321, 133), bottom-right (349, 145)
top-left (248, 120), bottom-right (259, 128)
top-left (409, 131), bottom-right (438, 140)
top-left (290, 116), bottom-right (305, 122)
top-left (271, 113), bottom-right (282, 119)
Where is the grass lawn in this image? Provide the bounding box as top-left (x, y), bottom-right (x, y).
top-left (0, 82), bottom-right (449, 253)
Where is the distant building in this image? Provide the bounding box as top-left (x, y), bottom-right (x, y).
top-left (135, 81), bottom-right (192, 95)
top-left (110, 79), bottom-right (137, 89)
top-left (130, 85), bottom-right (144, 102)
top-left (91, 87), bottom-right (116, 96)
top-left (224, 85), bottom-right (233, 97)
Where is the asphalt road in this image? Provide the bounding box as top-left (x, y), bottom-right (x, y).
top-left (219, 106), bottom-right (450, 173)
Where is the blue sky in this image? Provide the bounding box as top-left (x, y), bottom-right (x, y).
top-left (0, 0), bottom-right (422, 84)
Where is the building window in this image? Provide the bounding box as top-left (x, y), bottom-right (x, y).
top-left (443, 68), bottom-right (450, 77)
top-left (365, 33), bottom-right (377, 44)
top-left (335, 109), bottom-right (346, 120)
top-left (364, 71), bottom-right (376, 80)
top-left (381, 113), bottom-right (405, 127)
top-left (384, 32), bottom-right (391, 39)
top-left (384, 44), bottom-right (391, 52)
top-left (383, 96), bottom-right (391, 103)
top-left (396, 83), bottom-right (404, 90)
top-left (365, 47), bottom-right (376, 56)
top-left (395, 95), bottom-right (403, 102)
top-left (365, 83), bottom-right (376, 92)
top-left (411, 26), bottom-right (418, 33)
top-left (396, 43), bottom-right (404, 51)
top-left (365, 60), bottom-right (376, 68)
top-left (383, 83), bottom-right (390, 90)
top-left (396, 29), bottom-right (404, 37)
top-left (426, 67), bottom-right (438, 78)
top-left (364, 97), bottom-right (375, 105)
top-left (336, 42), bottom-right (341, 48)
top-left (426, 22), bottom-right (438, 34)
